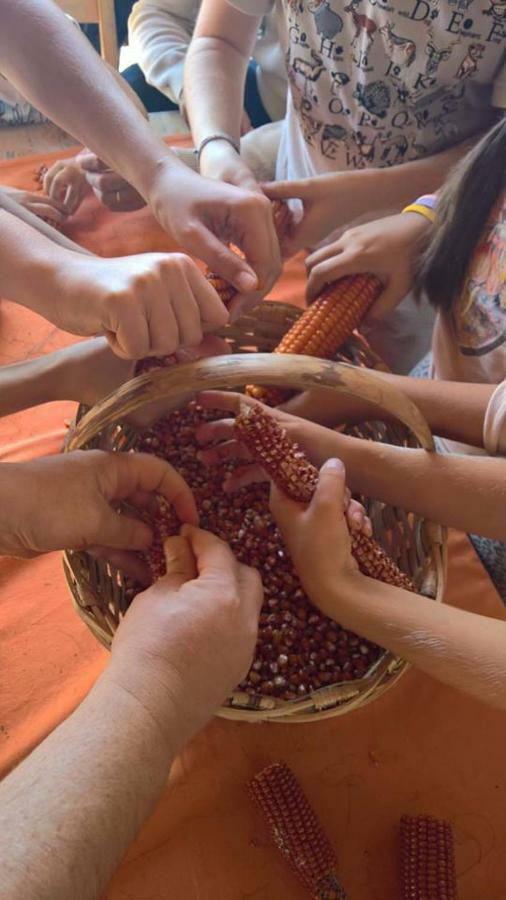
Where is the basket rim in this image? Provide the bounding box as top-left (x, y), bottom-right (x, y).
top-left (63, 313), bottom-right (447, 722)
top-left (67, 352), bottom-right (435, 455)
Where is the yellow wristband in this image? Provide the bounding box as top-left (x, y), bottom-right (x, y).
top-left (402, 203), bottom-right (437, 224)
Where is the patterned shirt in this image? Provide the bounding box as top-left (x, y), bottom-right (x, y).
top-left (229, 0), bottom-right (505, 178)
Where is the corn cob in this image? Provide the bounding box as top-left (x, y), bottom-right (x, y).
top-left (234, 401), bottom-right (415, 591)
top-left (246, 273), bottom-right (383, 406)
top-left (204, 200), bottom-right (289, 308)
top-left (400, 815), bottom-right (458, 900)
top-left (249, 762), bottom-right (347, 900)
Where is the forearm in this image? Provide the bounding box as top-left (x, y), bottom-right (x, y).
top-left (325, 575), bottom-right (506, 708)
top-left (0, 354), bottom-right (70, 417)
top-left (0, 208), bottom-right (78, 315)
top-left (184, 1), bottom-right (258, 146)
top-left (0, 671), bottom-right (177, 900)
top-left (302, 427), bottom-right (506, 540)
top-left (0, 0), bottom-right (181, 198)
top-left (321, 135), bottom-right (478, 219)
top-left (288, 378), bottom-right (493, 448)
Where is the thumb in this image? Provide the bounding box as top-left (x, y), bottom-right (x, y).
top-left (161, 535), bottom-right (198, 589)
top-left (313, 458), bottom-right (347, 516)
top-left (262, 180), bottom-right (307, 202)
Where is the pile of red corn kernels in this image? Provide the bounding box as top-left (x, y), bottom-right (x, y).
top-left (137, 403), bottom-right (381, 702)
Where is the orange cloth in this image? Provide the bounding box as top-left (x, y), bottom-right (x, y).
top-left (0, 145), bottom-right (505, 900)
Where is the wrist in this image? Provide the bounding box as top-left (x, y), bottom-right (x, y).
top-left (104, 652), bottom-right (203, 761)
top-left (198, 138), bottom-right (240, 176)
top-left (312, 567), bottom-right (369, 622)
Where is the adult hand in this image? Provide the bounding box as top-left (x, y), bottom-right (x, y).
top-left (146, 162), bottom-right (282, 313)
top-left (195, 391), bottom-right (371, 534)
top-left (2, 185), bottom-right (68, 228)
top-left (59, 334), bottom-right (230, 425)
top-left (77, 151), bottom-right (145, 212)
top-left (110, 526), bottom-right (263, 748)
top-left (305, 213), bottom-right (432, 318)
top-left (198, 139), bottom-right (258, 193)
top-left (43, 158), bottom-right (89, 215)
top-left (0, 451), bottom-right (197, 582)
top-left (48, 250), bottom-right (229, 359)
top-left (270, 458), bottom-right (362, 617)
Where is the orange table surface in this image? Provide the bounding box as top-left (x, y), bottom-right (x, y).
top-left (0, 144), bottom-right (505, 900)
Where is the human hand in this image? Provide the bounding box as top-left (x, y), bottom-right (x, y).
top-left (195, 391), bottom-right (371, 534)
top-left (270, 458), bottom-right (363, 618)
top-left (0, 451), bottom-right (197, 582)
top-left (46, 250), bottom-right (229, 359)
top-left (77, 150), bottom-right (145, 212)
top-left (198, 139), bottom-right (258, 192)
top-left (109, 526), bottom-right (263, 750)
top-left (57, 334), bottom-right (229, 425)
top-left (305, 213), bottom-right (432, 318)
top-left (262, 174), bottom-right (351, 257)
top-left (43, 158), bottom-right (89, 215)
top-left (145, 162), bottom-right (282, 316)
top-left (2, 185), bottom-right (67, 228)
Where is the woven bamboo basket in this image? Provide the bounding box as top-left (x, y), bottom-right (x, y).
top-left (64, 302), bottom-right (446, 723)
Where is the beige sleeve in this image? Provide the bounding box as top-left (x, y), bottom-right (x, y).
top-left (483, 380), bottom-right (506, 456)
top-left (128, 0), bottom-right (199, 104)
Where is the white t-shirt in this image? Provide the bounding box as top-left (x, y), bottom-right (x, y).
top-left (229, 0), bottom-right (505, 179)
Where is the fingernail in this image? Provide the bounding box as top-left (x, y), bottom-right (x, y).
top-left (236, 272), bottom-right (257, 292)
top-left (322, 458), bottom-right (344, 472)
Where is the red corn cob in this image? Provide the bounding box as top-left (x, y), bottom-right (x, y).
top-left (400, 815), bottom-right (458, 900)
top-left (249, 762), bottom-right (347, 899)
top-left (234, 401), bottom-right (416, 591)
top-left (246, 273), bottom-right (383, 406)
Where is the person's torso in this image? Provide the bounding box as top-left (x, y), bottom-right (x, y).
top-left (276, 0), bottom-right (505, 178)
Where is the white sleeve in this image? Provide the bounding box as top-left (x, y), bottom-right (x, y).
top-left (128, 0), bottom-right (200, 104)
top-left (492, 58), bottom-right (506, 109)
top-left (226, 0), bottom-right (273, 16)
top-left (483, 381), bottom-right (506, 456)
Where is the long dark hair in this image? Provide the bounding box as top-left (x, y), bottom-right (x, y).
top-left (419, 116), bottom-right (506, 311)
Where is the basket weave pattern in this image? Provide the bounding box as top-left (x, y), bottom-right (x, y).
top-left (64, 303), bottom-right (446, 723)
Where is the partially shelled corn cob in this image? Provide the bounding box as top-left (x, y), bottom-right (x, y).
top-left (400, 815), bottom-right (457, 900)
top-left (249, 762), bottom-right (347, 899)
top-left (247, 273), bottom-right (383, 406)
top-left (234, 400), bottom-right (415, 591)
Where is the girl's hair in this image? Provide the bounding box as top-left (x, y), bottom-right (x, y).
top-left (419, 115), bottom-right (506, 311)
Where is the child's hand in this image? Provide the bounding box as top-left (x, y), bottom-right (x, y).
top-left (263, 173), bottom-right (364, 257)
top-left (77, 151), bottom-right (145, 212)
top-left (2, 185), bottom-right (67, 228)
top-left (269, 458), bottom-right (362, 617)
top-left (47, 251), bottom-right (229, 359)
top-left (195, 391), bottom-right (371, 535)
top-left (43, 159), bottom-right (89, 215)
top-left (305, 213), bottom-right (432, 319)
